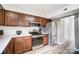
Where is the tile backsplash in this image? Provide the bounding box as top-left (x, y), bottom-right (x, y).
top-left (0, 26), bottom-right (39, 36)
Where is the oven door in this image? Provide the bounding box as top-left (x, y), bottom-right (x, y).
top-left (32, 37), bottom-right (43, 47)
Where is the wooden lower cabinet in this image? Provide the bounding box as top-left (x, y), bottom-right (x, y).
top-left (14, 36), bottom-right (32, 54)
top-left (3, 36), bottom-right (32, 54)
top-left (14, 37), bottom-right (25, 54)
top-left (43, 34), bottom-right (48, 46)
top-left (24, 36), bottom-right (32, 51)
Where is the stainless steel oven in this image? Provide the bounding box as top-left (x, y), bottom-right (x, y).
top-left (32, 36), bottom-right (43, 47)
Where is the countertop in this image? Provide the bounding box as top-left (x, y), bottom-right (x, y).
top-left (0, 33), bottom-right (48, 54)
top-left (0, 34), bottom-right (32, 54)
top-left (32, 35), bottom-right (43, 38)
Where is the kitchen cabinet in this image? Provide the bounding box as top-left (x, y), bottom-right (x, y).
top-left (14, 36), bottom-right (32, 54)
top-left (24, 36), bottom-right (32, 51)
top-left (14, 37), bottom-right (25, 53)
top-left (2, 39), bottom-right (14, 54)
top-left (32, 16), bottom-right (49, 27)
top-left (34, 17), bottom-right (41, 23)
top-left (18, 13), bottom-right (30, 27)
top-left (5, 10), bottom-right (18, 26)
top-left (0, 9), bottom-right (4, 25)
top-left (5, 10), bottom-right (30, 26)
top-left (40, 18), bottom-right (48, 27)
top-left (33, 16), bottom-right (48, 26)
top-left (28, 16), bottom-right (42, 24)
top-left (2, 36), bottom-right (32, 54)
top-left (4, 10), bottom-right (49, 27)
top-left (43, 34), bottom-right (48, 46)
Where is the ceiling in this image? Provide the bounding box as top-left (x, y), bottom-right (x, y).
top-left (2, 4), bottom-right (69, 18)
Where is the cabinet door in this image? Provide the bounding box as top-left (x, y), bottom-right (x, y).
top-left (24, 36), bottom-right (32, 51)
top-left (34, 17), bottom-right (41, 23)
top-left (18, 13), bottom-right (30, 27)
top-left (5, 10), bottom-right (18, 26)
top-left (29, 16), bottom-right (40, 23)
top-left (14, 37), bottom-right (25, 54)
top-left (43, 34), bottom-right (48, 46)
top-left (14, 36), bottom-right (32, 54)
top-left (33, 17), bottom-right (48, 26)
top-left (0, 9), bottom-right (4, 25)
top-left (40, 18), bottom-right (48, 27)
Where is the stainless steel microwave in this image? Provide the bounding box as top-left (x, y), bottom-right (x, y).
top-left (30, 22), bottom-right (40, 27)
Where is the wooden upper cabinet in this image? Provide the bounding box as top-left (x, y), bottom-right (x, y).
top-left (18, 13), bottom-right (30, 27)
top-left (31, 16), bottom-right (49, 27)
top-left (34, 17), bottom-right (41, 23)
top-left (5, 10), bottom-right (18, 26)
top-left (43, 19), bottom-right (48, 26)
top-left (29, 16), bottom-right (41, 23)
top-left (4, 10), bottom-right (30, 26)
top-left (29, 16), bottom-right (36, 22)
top-left (4, 10), bottom-right (49, 27)
top-left (0, 9), bottom-right (4, 25)
top-left (40, 18), bottom-right (48, 27)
